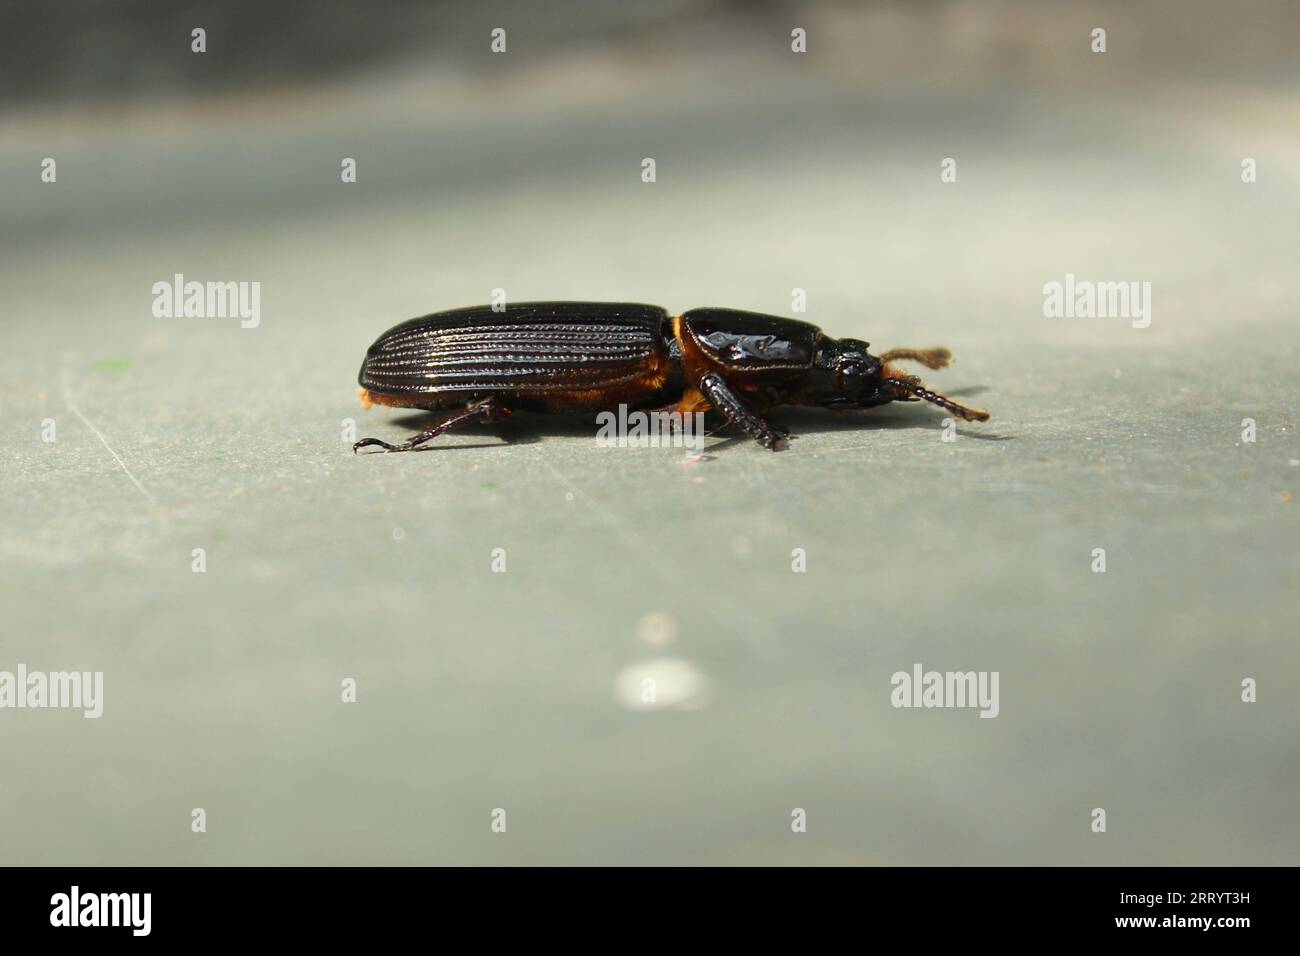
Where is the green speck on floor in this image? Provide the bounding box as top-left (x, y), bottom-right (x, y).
top-left (88, 357), bottom-right (132, 373)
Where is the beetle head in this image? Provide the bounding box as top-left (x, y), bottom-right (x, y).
top-left (805, 337), bottom-right (886, 408)
top-left (807, 336), bottom-right (989, 421)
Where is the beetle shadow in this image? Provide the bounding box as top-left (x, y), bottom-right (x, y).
top-left (769, 403), bottom-right (1013, 443)
top-left (375, 411), bottom-right (583, 449)
top-left (937, 385), bottom-right (990, 399)
top-left (376, 400), bottom-right (1012, 451)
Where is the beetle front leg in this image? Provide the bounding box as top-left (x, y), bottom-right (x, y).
top-left (354, 400), bottom-right (509, 453)
top-left (697, 372), bottom-right (785, 450)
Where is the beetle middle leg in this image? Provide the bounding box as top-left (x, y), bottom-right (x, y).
top-left (354, 399), bottom-right (510, 453)
top-left (697, 372), bottom-right (785, 450)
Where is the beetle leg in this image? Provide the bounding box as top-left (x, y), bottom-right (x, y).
top-left (697, 372), bottom-right (785, 450)
top-left (354, 400), bottom-right (509, 453)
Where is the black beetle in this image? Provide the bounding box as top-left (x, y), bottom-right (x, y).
top-left (354, 301), bottom-right (988, 452)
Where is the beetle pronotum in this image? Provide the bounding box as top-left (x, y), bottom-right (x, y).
top-left (354, 302), bottom-right (988, 452)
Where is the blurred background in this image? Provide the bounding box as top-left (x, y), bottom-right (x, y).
top-left (2, 1), bottom-right (1297, 865)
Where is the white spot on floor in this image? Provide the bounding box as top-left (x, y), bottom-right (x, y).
top-left (614, 657), bottom-right (711, 712)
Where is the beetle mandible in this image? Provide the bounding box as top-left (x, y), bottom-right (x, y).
top-left (353, 302), bottom-right (988, 452)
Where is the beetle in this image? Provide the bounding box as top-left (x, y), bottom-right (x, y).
top-left (353, 301), bottom-right (988, 452)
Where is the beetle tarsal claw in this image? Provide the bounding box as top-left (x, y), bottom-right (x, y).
top-left (353, 437), bottom-right (400, 453)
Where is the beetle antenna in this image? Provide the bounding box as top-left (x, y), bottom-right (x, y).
top-left (879, 347), bottom-right (952, 370)
top-left (882, 377), bottom-right (989, 422)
